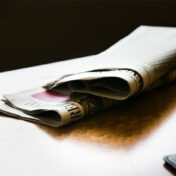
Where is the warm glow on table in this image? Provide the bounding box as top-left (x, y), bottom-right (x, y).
top-left (0, 66), bottom-right (175, 176)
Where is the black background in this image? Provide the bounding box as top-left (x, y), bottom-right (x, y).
top-left (0, 1), bottom-right (176, 71)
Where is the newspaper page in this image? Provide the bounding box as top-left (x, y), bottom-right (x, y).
top-left (47, 26), bottom-right (176, 100)
top-left (2, 68), bottom-right (175, 127)
top-left (1, 25), bottom-right (176, 127)
top-left (2, 88), bottom-right (116, 127)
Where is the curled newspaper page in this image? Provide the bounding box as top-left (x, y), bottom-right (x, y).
top-left (1, 25), bottom-right (176, 127)
top-left (47, 25), bottom-right (176, 100)
top-left (3, 88), bottom-right (116, 127)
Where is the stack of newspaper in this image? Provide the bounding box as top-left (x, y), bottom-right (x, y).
top-left (0, 25), bottom-right (176, 127)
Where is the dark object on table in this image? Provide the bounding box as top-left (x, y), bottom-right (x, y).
top-left (164, 154), bottom-right (176, 170)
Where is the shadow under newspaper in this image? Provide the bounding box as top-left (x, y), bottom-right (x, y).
top-left (38, 83), bottom-right (176, 148)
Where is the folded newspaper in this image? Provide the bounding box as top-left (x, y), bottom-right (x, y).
top-left (1, 25), bottom-right (176, 127)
